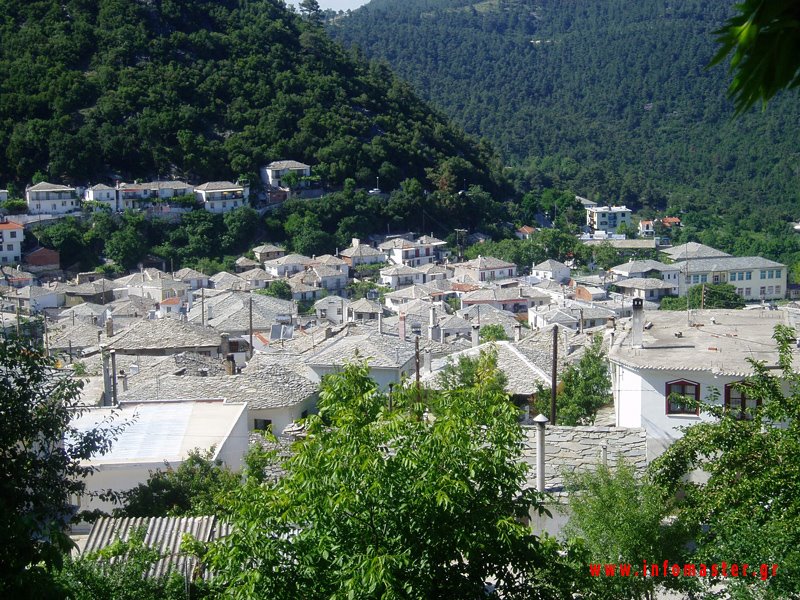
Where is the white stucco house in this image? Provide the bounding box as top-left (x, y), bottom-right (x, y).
top-left (532, 259), bottom-right (571, 284)
top-left (0, 219), bottom-right (24, 265)
top-left (194, 181), bottom-right (249, 213)
top-left (26, 182), bottom-right (78, 214)
top-left (609, 308), bottom-right (791, 461)
top-left (261, 160), bottom-right (311, 189)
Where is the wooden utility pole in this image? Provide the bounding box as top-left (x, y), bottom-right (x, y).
top-left (551, 324), bottom-right (558, 424)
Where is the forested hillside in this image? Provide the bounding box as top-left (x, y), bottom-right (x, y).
top-left (0, 0), bottom-right (505, 192)
top-left (332, 0), bottom-right (800, 248)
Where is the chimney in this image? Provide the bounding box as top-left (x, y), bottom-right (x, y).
top-left (399, 313), bottom-right (407, 341)
top-left (105, 317), bottom-right (114, 337)
top-left (514, 323), bottom-right (522, 343)
top-left (225, 353), bottom-right (236, 375)
top-left (101, 349), bottom-right (112, 406)
top-left (378, 311), bottom-right (383, 334)
top-left (424, 348), bottom-right (432, 373)
top-left (631, 297), bottom-right (644, 348)
top-left (221, 332), bottom-right (230, 357)
top-left (471, 324), bottom-right (480, 348)
top-left (428, 305), bottom-right (438, 341)
top-left (206, 305), bottom-right (213, 321)
top-left (187, 292), bottom-right (193, 312)
top-left (352, 237), bottom-right (360, 247)
top-left (121, 371), bottom-right (128, 392)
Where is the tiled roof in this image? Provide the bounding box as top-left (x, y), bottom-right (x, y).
top-left (187, 291), bottom-right (293, 333)
top-left (311, 254), bottom-right (346, 266)
top-left (533, 259), bottom-right (569, 271)
top-left (614, 277), bottom-right (676, 290)
top-left (238, 267), bottom-right (273, 281)
top-left (306, 331), bottom-right (417, 369)
top-left (0, 221), bottom-right (23, 230)
top-left (461, 255), bottom-right (516, 270)
top-left (252, 243), bottom-right (284, 253)
top-left (234, 256), bottom-right (260, 267)
top-left (209, 271), bottom-right (246, 291)
top-left (340, 244), bottom-right (385, 258)
top-left (349, 298), bottom-right (382, 313)
top-left (661, 242), bottom-right (730, 260)
top-left (381, 264), bottom-right (422, 276)
top-left (610, 259), bottom-right (676, 274)
top-left (673, 255), bottom-right (785, 272)
top-left (173, 267), bottom-right (207, 280)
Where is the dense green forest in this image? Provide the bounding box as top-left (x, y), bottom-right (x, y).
top-left (331, 0), bottom-right (800, 262)
top-left (0, 0), bottom-right (505, 193)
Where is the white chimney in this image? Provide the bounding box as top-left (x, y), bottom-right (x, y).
top-left (471, 325), bottom-right (480, 348)
top-left (631, 297), bottom-right (644, 348)
top-left (399, 313), bottom-right (407, 341)
top-left (514, 323), bottom-right (522, 343)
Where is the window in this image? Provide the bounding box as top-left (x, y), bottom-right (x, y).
top-left (745, 287), bottom-right (751, 296)
top-left (775, 270), bottom-right (782, 279)
top-left (9, 231), bottom-right (16, 239)
top-left (253, 418), bottom-right (272, 432)
top-left (700, 274), bottom-right (708, 283)
top-left (760, 286), bottom-right (766, 296)
top-left (666, 380), bottom-right (700, 415)
top-left (776, 285), bottom-right (781, 295)
top-left (725, 382), bottom-right (760, 420)
top-left (746, 271), bottom-right (752, 280)
top-left (761, 270), bottom-right (767, 279)
top-left (6, 244), bottom-right (11, 251)
top-left (768, 286), bottom-right (774, 294)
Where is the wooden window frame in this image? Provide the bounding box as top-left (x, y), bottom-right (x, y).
top-left (665, 379), bottom-right (700, 416)
top-left (724, 382), bottom-right (760, 420)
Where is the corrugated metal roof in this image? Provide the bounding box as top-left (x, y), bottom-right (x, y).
top-left (83, 516), bottom-right (228, 580)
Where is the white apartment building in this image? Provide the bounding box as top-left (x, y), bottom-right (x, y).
top-left (194, 181), bottom-right (249, 213)
top-left (26, 182), bottom-right (78, 214)
top-left (586, 205), bottom-right (632, 234)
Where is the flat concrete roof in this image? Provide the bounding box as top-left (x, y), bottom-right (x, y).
top-left (609, 308), bottom-right (794, 377)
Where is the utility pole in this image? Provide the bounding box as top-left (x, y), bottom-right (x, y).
top-left (249, 295), bottom-right (254, 356)
top-left (201, 287), bottom-right (205, 326)
top-left (551, 324), bottom-right (558, 424)
top-left (415, 335), bottom-right (421, 403)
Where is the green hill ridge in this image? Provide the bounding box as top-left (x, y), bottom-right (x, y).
top-left (0, 0), bottom-right (503, 191)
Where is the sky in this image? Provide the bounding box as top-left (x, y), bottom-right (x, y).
top-left (286, 0), bottom-right (371, 12)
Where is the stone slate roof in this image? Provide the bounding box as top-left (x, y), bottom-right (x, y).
top-left (88, 183), bottom-right (115, 190)
top-left (614, 277), bottom-right (676, 290)
top-left (264, 253), bottom-right (313, 266)
top-left (129, 352), bottom-right (229, 381)
top-left (457, 304), bottom-right (521, 336)
top-left (234, 256), bottom-right (260, 268)
top-left (423, 340), bottom-right (550, 396)
top-left (340, 244), bottom-right (385, 258)
top-left (610, 259), bottom-right (676, 274)
top-left (462, 255), bottom-right (516, 270)
top-left (349, 298), bottom-right (382, 314)
top-left (314, 295), bottom-right (351, 310)
top-left (673, 255), bottom-right (785, 273)
top-left (238, 267), bottom-right (273, 281)
top-left (48, 321), bottom-right (106, 350)
top-left (439, 314), bottom-right (471, 331)
top-left (662, 242), bottom-right (730, 261)
top-left (252, 243), bottom-right (284, 254)
top-left (311, 254), bottom-right (346, 266)
top-left (266, 160), bottom-right (310, 169)
top-left (57, 302), bottom-right (106, 320)
top-left (381, 264), bottom-right (423, 277)
top-left (533, 259), bottom-right (569, 271)
top-left (173, 268), bottom-right (207, 280)
top-left (306, 331), bottom-right (417, 369)
top-left (416, 235), bottom-right (447, 245)
top-left (384, 284), bottom-right (434, 302)
top-left (209, 271), bottom-right (246, 291)
top-left (120, 367), bottom-right (316, 410)
top-left (186, 291), bottom-right (293, 333)
top-left (27, 182), bottom-right (75, 191)
top-left (107, 319), bottom-right (221, 351)
top-left (195, 181), bottom-right (242, 191)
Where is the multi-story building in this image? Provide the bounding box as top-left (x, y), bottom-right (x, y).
top-left (261, 160), bottom-right (311, 189)
top-left (586, 205), bottom-right (632, 234)
top-left (379, 237), bottom-right (438, 268)
top-left (673, 256), bottom-right (787, 301)
top-left (0, 219), bottom-right (23, 265)
top-left (453, 255), bottom-right (517, 283)
top-left (26, 182), bottom-right (78, 214)
top-left (194, 181), bottom-right (249, 213)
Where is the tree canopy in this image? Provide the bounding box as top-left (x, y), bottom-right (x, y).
top-left (204, 354), bottom-right (575, 599)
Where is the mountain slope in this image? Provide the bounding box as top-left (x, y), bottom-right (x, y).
top-left (331, 0), bottom-right (800, 221)
top-left (0, 0), bottom-right (504, 191)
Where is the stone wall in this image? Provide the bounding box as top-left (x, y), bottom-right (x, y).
top-left (520, 425), bottom-right (647, 497)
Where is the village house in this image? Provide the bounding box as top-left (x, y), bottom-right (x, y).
top-left (0, 265), bottom-right (35, 288)
top-left (116, 180), bottom-right (194, 210)
top-left (339, 239), bottom-right (386, 268)
top-left (23, 247), bottom-right (60, 273)
top-left (615, 277), bottom-right (679, 301)
top-left (531, 259), bottom-right (571, 284)
top-left (114, 270), bottom-right (189, 303)
top-left (261, 160), bottom-right (312, 189)
top-left (7, 284), bottom-right (65, 314)
top-left (348, 298), bottom-right (383, 322)
top-left (453, 255), bottom-right (517, 283)
top-left (252, 243), bottom-right (286, 263)
top-left (379, 264), bottom-right (424, 289)
top-left (264, 253), bottom-right (313, 278)
top-left (314, 295), bottom-right (350, 325)
top-left (609, 306), bottom-right (791, 460)
top-left (84, 184), bottom-right (119, 211)
top-left (661, 242), bottom-right (730, 262)
top-left (379, 237), bottom-right (438, 268)
top-left (609, 259), bottom-right (680, 284)
top-left (0, 219), bottom-right (24, 265)
top-left (173, 267), bottom-right (210, 290)
top-left (194, 181), bottom-right (248, 213)
top-left (26, 182), bottom-right (78, 215)
top-left (515, 225), bottom-right (536, 240)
